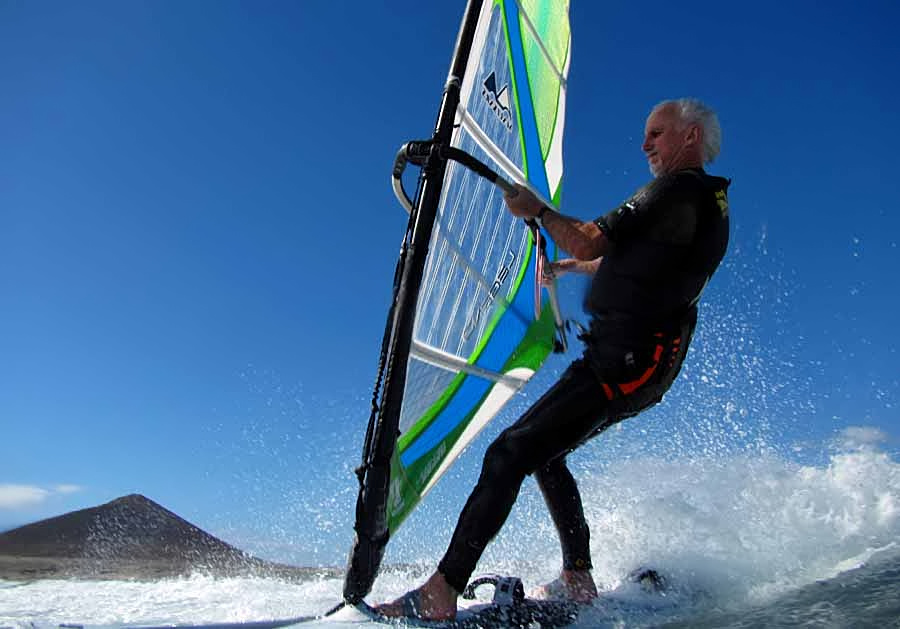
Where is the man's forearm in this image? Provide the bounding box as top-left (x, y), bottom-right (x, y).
top-left (541, 208), bottom-right (607, 260)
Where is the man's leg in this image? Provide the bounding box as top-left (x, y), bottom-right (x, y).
top-left (438, 359), bottom-right (609, 594)
top-left (535, 456), bottom-right (592, 571)
top-left (532, 456), bottom-right (603, 603)
top-left (377, 359), bottom-right (609, 620)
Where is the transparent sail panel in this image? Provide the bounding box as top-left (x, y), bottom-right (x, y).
top-left (386, 0), bottom-right (571, 532)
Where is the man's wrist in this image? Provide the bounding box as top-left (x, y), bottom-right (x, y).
top-left (537, 205), bottom-right (550, 220)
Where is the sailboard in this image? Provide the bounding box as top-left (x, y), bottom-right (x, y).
top-left (344, 0), bottom-right (573, 606)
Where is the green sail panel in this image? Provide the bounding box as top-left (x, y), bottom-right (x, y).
top-left (519, 0), bottom-right (570, 164)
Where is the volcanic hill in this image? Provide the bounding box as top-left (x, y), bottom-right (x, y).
top-left (0, 494), bottom-right (335, 581)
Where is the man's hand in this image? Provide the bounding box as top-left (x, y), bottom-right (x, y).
top-left (541, 265), bottom-right (557, 287)
top-left (542, 259), bottom-right (575, 286)
top-left (504, 183), bottom-right (544, 219)
top-left (542, 257), bottom-right (603, 285)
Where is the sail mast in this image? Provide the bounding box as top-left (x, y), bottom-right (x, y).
top-left (343, 0), bottom-right (486, 605)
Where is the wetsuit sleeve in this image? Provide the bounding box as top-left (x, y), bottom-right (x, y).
top-left (594, 175), bottom-right (686, 243)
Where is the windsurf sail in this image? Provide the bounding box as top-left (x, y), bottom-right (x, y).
top-left (344, 0), bottom-right (572, 604)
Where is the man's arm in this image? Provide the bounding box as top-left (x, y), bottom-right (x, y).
top-left (540, 210), bottom-right (608, 260)
top-left (504, 184), bottom-right (608, 260)
top-left (542, 257), bottom-right (602, 285)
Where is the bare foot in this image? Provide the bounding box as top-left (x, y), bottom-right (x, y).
top-left (529, 569), bottom-right (598, 604)
top-left (561, 569), bottom-right (599, 603)
top-left (375, 572), bottom-right (458, 621)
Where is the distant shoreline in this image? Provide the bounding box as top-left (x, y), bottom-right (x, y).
top-left (0, 554), bottom-right (341, 582)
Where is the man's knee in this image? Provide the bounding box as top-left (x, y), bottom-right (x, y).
top-left (535, 456), bottom-right (568, 491)
top-left (482, 431), bottom-right (529, 482)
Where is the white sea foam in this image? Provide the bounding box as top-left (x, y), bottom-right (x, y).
top-left (493, 429), bottom-right (900, 614)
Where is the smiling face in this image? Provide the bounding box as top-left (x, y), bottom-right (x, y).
top-left (642, 103), bottom-right (703, 177)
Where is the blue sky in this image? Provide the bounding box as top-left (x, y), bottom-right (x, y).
top-left (2, 1), bottom-right (898, 563)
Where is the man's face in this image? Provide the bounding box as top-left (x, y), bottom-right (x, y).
top-left (642, 105), bottom-right (695, 177)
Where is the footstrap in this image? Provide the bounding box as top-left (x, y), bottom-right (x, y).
top-left (462, 574), bottom-right (525, 605)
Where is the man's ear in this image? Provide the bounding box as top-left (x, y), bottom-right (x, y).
top-left (686, 124), bottom-right (702, 147)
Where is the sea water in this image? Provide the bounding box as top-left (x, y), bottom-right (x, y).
top-left (2, 438), bottom-right (898, 628)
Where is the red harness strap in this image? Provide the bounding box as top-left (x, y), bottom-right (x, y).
top-left (600, 333), bottom-right (681, 400)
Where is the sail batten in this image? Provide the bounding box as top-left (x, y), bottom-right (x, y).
top-left (411, 340), bottom-right (529, 386)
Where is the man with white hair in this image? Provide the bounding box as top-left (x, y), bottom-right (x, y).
top-left (378, 98), bottom-right (730, 621)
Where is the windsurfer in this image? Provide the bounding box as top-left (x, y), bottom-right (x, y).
top-left (377, 98), bottom-right (730, 621)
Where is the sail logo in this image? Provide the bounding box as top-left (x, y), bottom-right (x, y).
top-left (417, 442), bottom-right (447, 487)
top-left (462, 250), bottom-right (516, 341)
top-left (482, 72), bottom-right (513, 132)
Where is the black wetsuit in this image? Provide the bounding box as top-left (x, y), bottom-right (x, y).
top-left (437, 169), bottom-right (731, 594)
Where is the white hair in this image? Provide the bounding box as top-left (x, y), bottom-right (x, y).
top-left (653, 98), bottom-right (722, 164)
